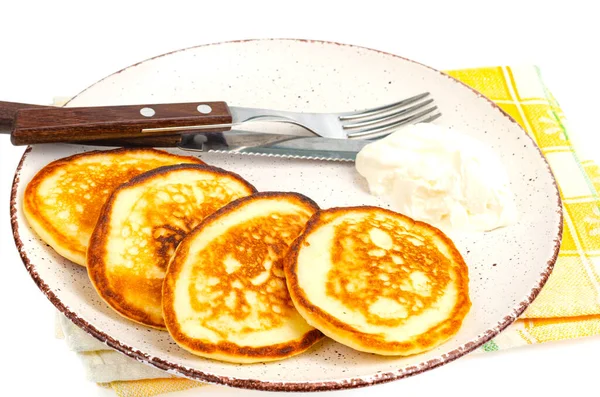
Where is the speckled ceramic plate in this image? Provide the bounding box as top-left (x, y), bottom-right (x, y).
top-left (10, 39), bottom-right (562, 391)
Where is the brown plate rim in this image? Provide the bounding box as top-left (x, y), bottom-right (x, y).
top-left (10, 38), bottom-right (563, 392)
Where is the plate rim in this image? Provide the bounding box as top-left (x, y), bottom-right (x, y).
top-left (10, 38), bottom-right (563, 392)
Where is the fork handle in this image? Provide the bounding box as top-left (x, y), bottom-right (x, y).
top-left (6, 101), bottom-right (232, 146)
top-left (0, 101), bottom-right (49, 134)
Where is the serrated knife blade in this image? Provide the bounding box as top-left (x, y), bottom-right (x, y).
top-left (177, 131), bottom-right (373, 162)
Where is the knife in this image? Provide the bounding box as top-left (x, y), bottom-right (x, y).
top-left (0, 101), bottom-right (372, 161)
top-left (90, 131), bottom-right (373, 162)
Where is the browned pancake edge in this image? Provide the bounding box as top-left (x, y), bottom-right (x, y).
top-left (284, 206), bottom-right (471, 356)
top-left (87, 163), bottom-right (257, 329)
top-left (23, 148), bottom-right (204, 266)
top-left (163, 192), bottom-right (325, 361)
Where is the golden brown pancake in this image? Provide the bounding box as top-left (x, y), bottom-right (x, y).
top-left (87, 164), bottom-right (256, 329)
top-left (285, 206), bottom-right (470, 356)
top-left (23, 148), bottom-right (203, 266)
top-left (163, 192), bottom-right (324, 363)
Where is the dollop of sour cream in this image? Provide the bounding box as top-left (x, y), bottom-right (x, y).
top-left (355, 123), bottom-right (518, 233)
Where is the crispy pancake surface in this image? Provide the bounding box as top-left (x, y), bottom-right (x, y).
top-left (163, 192), bottom-right (324, 363)
top-left (285, 206), bottom-right (470, 356)
top-left (87, 164), bottom-right (256, 329)
top-left (23, 148), bottom-right (203, 266)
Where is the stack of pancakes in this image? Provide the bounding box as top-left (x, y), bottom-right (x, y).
top-left (24, 147), bottom-right (470, 363)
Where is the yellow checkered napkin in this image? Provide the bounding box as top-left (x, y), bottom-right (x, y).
top-left (447, 66), bottom-right (600, 352)
top-left (56, 66), bottom-right (600, 396)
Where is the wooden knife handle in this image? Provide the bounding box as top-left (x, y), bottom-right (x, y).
top-left (77, 134), bottom-right (184, 147)
top-left (0, 101), bottom-right (48, 134)
top-left (10, 101), bottom-right (232, 145)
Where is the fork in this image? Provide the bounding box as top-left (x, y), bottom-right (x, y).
top-left (1, 93), bottom-right (440, 146)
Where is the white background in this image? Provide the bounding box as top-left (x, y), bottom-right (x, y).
top-left (1, 1), bottom-right (600, 396)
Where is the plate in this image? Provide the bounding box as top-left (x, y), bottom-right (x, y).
top-left (10, 39), bottom-right (562, 391)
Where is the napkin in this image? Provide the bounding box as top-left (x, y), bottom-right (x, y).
top-left (53, 65), bottom-right (600, 396)
top-left (447, 66), bottom-right (600, 351)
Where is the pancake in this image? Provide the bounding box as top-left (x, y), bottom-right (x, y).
top-left (87, 164), bottom-right (256, 329)
top-left (284, 206), bottom-right (471, 356)
top-left (23, 148), bottom-right (203, 266)
top-left (163, 192), bottom-right (324, 363)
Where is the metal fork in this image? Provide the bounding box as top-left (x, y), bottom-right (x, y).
top-left (4, 93), bottom-right (440, 146)
top-left (209, 92), bottom-right (440, 140)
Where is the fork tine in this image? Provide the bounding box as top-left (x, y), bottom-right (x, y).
top-left (347, 107), bottom-right (440, 139)
top-left (416, 112), bottom-right (442, 124)
top-left (338, 92), bottom-right (430, 121)
top-left (341, 98), bottom-right (434, 130)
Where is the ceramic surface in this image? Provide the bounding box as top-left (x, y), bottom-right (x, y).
top-left (10, 39), bottom-right (562, 391)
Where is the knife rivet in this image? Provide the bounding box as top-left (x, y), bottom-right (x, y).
top-left (197, 104), bottom-right (212, 114)
top-left (140, 107), bottom-right (155, 117)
